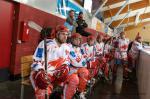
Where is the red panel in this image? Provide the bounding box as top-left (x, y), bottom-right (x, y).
top-left (10, 4), bottom-right (65, 75)
top-left (0, 1), bottom-right (14, 68)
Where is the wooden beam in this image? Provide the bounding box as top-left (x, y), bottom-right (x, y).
top-left (105, 0), bottom-right (124, 6)
top-left (74, 0), bottom-right (83, 6)
top-left (93, 0), bottom-right (108, 16)
top-left (104, 0), bottom-right (148, 18)
top-left (148, 0), bottom-right (150, 4)
top-left (108, 5), bottom-right (113, 18)
top-left (107, 0), bottom-right (130, 26)
top-left (111, 13), bottom-right (150, 27)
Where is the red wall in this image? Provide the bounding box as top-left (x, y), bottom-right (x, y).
top-left (0, 1), bottom-right (14, 69)
top-left (10, 4), bottom-right (65, 75)
top-left (10, 3), bottom-right (105, 75)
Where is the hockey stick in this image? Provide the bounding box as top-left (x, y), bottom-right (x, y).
top-left (28, 21), bottom-right (50, 99)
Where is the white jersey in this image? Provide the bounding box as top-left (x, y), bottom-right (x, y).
top-left (118, 38), bottom-right (129, 52)
top-left (129, 41), bottom-right (143, 59)
top-left (117, 38), bottom-right (129, 59)
top-left (69, 44), bottom-right (87, 68)
top-left (95, 42), bottom-right (104, 55)
top-left (81, 43), bottom-right (96, 61)
top-left (31, 39), bottom-right (70, 75)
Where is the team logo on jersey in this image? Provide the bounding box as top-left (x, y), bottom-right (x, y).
top-left (80, 49), bottom-right (84, 55)
top-left (36, 48), bottom-right (43, 58)
top-left (121, 45), bottom-right (128, 50)
top-left (82, 61), bottom-right (86, 66)
top-left (48, 57), bottom-right (65, 68)
top-left (70, 51), bottom-right (76, 57)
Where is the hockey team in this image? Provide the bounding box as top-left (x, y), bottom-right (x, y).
top-left (29, 24), bottom-right (143, 99)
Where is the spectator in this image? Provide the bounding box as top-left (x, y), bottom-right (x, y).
top-left (65, 10), bottom-right (77, 34)
top-left (76, 12), bottom-right (91, 37)
top-left (65, 10), bottom-right (77, 43)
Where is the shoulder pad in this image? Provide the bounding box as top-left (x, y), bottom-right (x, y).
top-left (82, 43), bottom-right (87, 47)
top-left (46, 39), bottom-right (55, 44)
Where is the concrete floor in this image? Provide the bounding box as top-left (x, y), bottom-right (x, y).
top-left (89, 80), bottom-right (139, 99)
top-left (0, 79), bottom-right (139, 99)
top-left (0, 80), bottom-right (34, 99)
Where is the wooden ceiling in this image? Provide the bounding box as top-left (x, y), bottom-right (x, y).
top-left (105, 0), bottom-right (124, 6)
top-left (111, 12), bottom-right (150, 27)
top-left (102, 0), bottom-right (150, 29)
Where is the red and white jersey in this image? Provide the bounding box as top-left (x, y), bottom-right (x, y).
top-left (117, 38), bottom-right (129, 59)
top-left (81, 43), bottom-right (96, 61)
top-left (69, 44), bottom-right (87, 68)
top-left (129, 41), bottom-right (142, 59)
top-left (31, 39), bottom-right (70, 75)
top-left (95, 42), bottom-right (104, 55)
top-left (118, 38), bottom-right (129, 52)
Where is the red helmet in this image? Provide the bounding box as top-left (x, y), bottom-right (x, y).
top-left (97, 33), bottom-right (103, 40)
top-left (87, 35), bottom-right (95, 40)
top-left (103, 34), bottom-right (109, 40)
top-left (97, 34), bottom-right (100, 39)
top-left (71, 33), bottom-right (82, 39)
top-left (53, 64), bottom-right (69, 82)
top-left (55, 25), bottom-right (69, 33)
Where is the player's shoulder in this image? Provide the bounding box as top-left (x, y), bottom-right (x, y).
top-left (82, 43), bottom-right (88, 47)
top-left (67, 43), bottom-right (73, 48)
top-left (47, 39), bottom-right (55, 44)
top-left (61, 43), bottom-right (71, 50)
top-left (39, 39), bottom-right (55, 45)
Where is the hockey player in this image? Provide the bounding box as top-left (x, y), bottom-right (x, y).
top-left (30, 25), bottom-right (70, 99)
top-left (116, 32), bottom-right (129, 79)
top-left (128, 32), bottom-right (143, 71)
top-left (81, 35), bottom-right (100, 78)
top-left (64, 33), bottom-right (89, 99)
top-left (118, 32), bottom-right (129, 61)
top-left (97, 35), bottom-right (112, 80)
top-left (104, 37), bottom-right (113, 59)
top-left (95, 33), bottom-right (104, 56)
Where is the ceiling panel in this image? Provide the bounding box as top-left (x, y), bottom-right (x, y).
top-left (105, 0), bottom-right (124, 6)
top-left (102, 0), bottom-right (142, 11)
top-left (111, 13), bottom-right (150, 27)
top-left (104, 0), bottom-right (148, 18)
